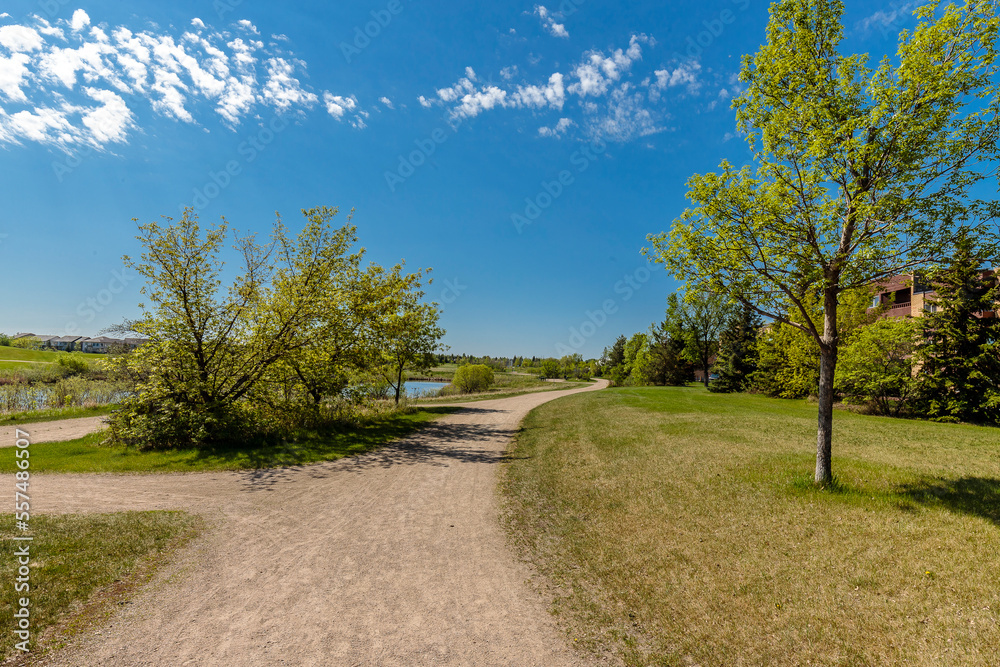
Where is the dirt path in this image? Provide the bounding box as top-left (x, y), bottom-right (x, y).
top-left (1, 416), bottom-right (106, 446)
top-left (32, 380), bottom-right (610, 666)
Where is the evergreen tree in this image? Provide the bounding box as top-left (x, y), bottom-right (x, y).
top-left (709, 303), bottom-right (761, 393)
top-left (647, 309), bottom-right (695, 386)
top-left (607, 335), bottom-right (627, 368)
top-left (914, 234), bottom-right (1000, 424)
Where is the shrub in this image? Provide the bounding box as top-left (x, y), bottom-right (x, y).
top-left (452, 364), bottom-right (495, 393)
top-left (57, 355), bottom-right (90, 376)
top-left (539, 360), bottom-right (561, 379)
top-left (835, 318), bottom-right (918, 416)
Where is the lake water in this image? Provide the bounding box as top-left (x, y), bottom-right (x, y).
top-left (404, 381), bottom-right (448, 398)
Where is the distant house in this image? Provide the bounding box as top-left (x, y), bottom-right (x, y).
top-left (870, 270), bottom-right (998, 320)
top-left (50, 335), bottom-right (83, 352)
top-left (80, 336), bottom-right (122, 354)
top-left (12, 333), bottom-right (57, 347)
top-left (123, 337), bottom-right (150, 350)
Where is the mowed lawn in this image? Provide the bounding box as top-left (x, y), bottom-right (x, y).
top-left (501, 387), bottom-right (1000, 666)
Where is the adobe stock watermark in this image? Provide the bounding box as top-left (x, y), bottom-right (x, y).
top-left (213, 0), bottom-right (244, 20)
top-left (12, 428), bottom-right (32, 654)
top-left (510, 137), bottom-right (607, 234)
top-left (384, 113), bottom-right (469, 192)
top-left (554, 260), bottom-right (656, 356)
top-left (183, 115), bottom-right (290, 213)
top-left (682, 0), bottom-right (751, 60)
top-left (438, 277), bottom-right (467, 313)
top-left (37, 0), bottom-right (73, 18)
top-left (863, 0), bottom-right (920, 38)
top-left (51, 144), bottom-right (97, 183)
top-left (59, 266), bottom-right (136, 337)
top-left (340, 0), bottom-right (410, 64)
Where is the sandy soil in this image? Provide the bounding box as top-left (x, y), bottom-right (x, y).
top-left (1, 416), bottom-right (106, 446)
top-left (31, 380), bottom-right (610, 666)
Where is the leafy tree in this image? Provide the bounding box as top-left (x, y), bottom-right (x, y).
top-left (539, 358), bottom-right (561, 379)
top-left (666, 291), bottom-right (731, 387)
top-left (453, 364), bottom-right (495, 393)
top-left (914, 234), bottom-right (1000, 423)
top-left (751, 290), bottom-right (875, 399)
top-left (107, 207), bottom-right (356, 448)
top-left (622, 333), bottom-right (651, 385)
top-left (836, 317), bottom-right (919, 416)
top-left (709, 303), bottom-right (762, 393)
top-left (752, 320), bottom-right (820, 399)
top-left (377, 272), bottom-right (446, 405)
top-left (647, 0), bottom-right (1000, 482)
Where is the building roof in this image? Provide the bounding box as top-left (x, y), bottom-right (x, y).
top-left (51, 336), bottom-right (83, 343)
top-left (874, 274), bottom-right (912, 293)
top-left (81, 336), bottom-right (122, 344)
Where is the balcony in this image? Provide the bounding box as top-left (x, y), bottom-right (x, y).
top-left (884, 301), bottom-right (911, 318)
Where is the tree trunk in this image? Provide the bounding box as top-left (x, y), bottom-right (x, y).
top-left (394, 365), bottom-right (404, 405)
top-left (703, 359), bottom-right (710, 388)
top-left (815, 294), bottom-right (838, 485)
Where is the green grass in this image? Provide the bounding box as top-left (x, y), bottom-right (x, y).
top-left (501, 386), bottom-right (1000, 666)
top-left (0, 511), bottom-right (200, 660)
top-left (0, 407), bottom-right (461, 474)
top-left (0, 348), bottom-right (104, 364)
top-left (0, 406), bottom-right (114, 426)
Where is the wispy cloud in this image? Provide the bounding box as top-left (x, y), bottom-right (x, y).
top-left (0, 11), bottom-right (363, 151)
top-left (856, 0), bottom-right (920, 36)
top-left (417, 34), bottom-right (696, 142)
top-left (533, 6), bottom-right (569, 39)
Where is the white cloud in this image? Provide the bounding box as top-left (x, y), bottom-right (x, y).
top-left (533, 6), bottom-right (569, 39)
top-left (0, 25), bottom-right (44, 52)
top-left (0, 53), bottom-right (31, 101)
top-left (261, 57), bottom-right (317, 112)
top-left (538, 117), bottom-right (574, 137)
top-left (856, 1), bottom-right (920, 35)
top-left (568, 35), bottom-right (648, 97)
top-left (649, 60), bottom-right (701, 99)
top-left (237, 19), bottom-right (259, 34)
top-left (418, 34), bottom-right (673, 139)
top-left (587, 83), bottom-right (664, 141)
top-left (81, 87), bottom-right (133, 143)
top-left (379, 96), bottom-right (394, 109)
top-left (70, 9), bottom-right (90, 33)
top-left (512, 72), bottom-right (565, 110)
top-left (323, 91), bottom-right (356, 118)
top-left (454, 86), bottom-right (508, 119)
top-left (0, 12), bottom-right (356, 149)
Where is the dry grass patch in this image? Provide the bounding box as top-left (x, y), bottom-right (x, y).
top-left (500, 386), bottom-right (1000, 666)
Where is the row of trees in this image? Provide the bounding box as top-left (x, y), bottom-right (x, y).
top-left (106, 207), bottom-right (445, 450)
top-left (606, 232), bottom-right (999, 427)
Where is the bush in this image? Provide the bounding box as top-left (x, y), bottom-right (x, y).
top-left (539, 360), bottom-right (561, 379)
top-left (452, 364), bottom-right (495, 393)
top-left (835, 318), bottom-right (918, 417)
top-left (57, 355), bottom-right (90, 376)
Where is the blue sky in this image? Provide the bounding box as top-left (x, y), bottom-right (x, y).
top-left (0, 0), bottom-right (922, 358)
